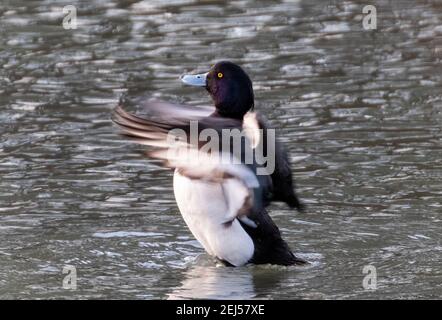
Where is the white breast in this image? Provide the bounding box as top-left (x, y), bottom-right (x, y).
top-left (173, 170), bottom-right (254, 266)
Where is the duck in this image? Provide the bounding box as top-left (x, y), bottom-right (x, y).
top-left (112, 61), bottom-right (306, 266)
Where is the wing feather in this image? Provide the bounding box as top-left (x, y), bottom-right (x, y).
top-left (112, 100), bottom-right (263, 222)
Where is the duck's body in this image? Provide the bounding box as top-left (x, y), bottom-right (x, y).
top-left (113, 61), bottom-right (306, 266)
top-left (174, 170), bottom-right (255, 266)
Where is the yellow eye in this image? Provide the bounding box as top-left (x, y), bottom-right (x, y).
top-left (217, 72), bottom-right (223, 79)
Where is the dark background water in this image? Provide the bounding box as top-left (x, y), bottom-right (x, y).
top-left (0, 0), bottom-right (441, 299)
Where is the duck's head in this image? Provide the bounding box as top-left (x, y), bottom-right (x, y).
top-left (181, 61), bottom-right (254, 119)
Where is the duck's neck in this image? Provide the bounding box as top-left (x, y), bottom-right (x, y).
top-left (211, 109), bottom-right (245, 120)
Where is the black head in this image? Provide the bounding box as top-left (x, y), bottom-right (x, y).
top-left (181, 61), bottom-right (254, 119)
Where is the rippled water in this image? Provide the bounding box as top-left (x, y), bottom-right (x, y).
top-left (1, 0), bottom-right (441, 299)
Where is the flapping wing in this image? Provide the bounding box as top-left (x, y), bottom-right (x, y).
top-left (135, 99), bottom-right (215, 120)
top-left (243, 111), bottom-right (304, 211)
top-left (112, 100), bottom-right (264, 220)
top-left (113, 101), bottom-right (242, 147)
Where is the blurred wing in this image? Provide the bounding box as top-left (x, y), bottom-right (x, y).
top-left (137, 99), bottom-right (215, 120)
top-left (244, 111), bottom-right (304, 211)
top-left (113, 101), bottom-right (242, 144)
top-left (112, 101), bottom-right (263, 222)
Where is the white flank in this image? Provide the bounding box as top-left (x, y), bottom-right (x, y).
top-left (173, 170), bottom-right (255, 266)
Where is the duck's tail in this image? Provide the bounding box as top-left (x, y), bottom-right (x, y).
top-left (250, 237), bottom-right (308, 266)
top-left (238, 209), bottom-right (308, 266)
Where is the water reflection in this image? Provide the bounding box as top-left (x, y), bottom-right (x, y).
top-left (167, 258), bottom-right (307, 300)
top-left (168, 264), bottom-right (257, 300)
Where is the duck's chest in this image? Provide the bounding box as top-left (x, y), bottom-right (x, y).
top-left (172, 170), bottom-right (254, 266)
